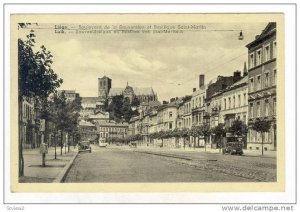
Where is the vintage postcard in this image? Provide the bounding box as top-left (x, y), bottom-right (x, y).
top-left (10, 13), bottom-right (284, 193)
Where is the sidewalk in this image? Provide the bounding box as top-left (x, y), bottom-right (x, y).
top-left (19, 146), bottom-right (78, 183)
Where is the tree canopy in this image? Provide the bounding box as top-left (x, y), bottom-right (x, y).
top-left (18, 30), bottom-right (63, 98)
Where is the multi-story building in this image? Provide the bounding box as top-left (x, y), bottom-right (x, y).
top-left (191, 75), bottom-right (207, 127)
top-left (80, 97), bottom-right (104, 117)
top-left (79, 120), bottom-right (98, 142)
top-left (246, 22), bottom-right (277, 151)
top-left (182, 96), bottom-right (192, 129)
top-left (220, 76), bottom-right (248, 127)
top-left (96, 121), bottom-right (129, 141)
top-left (148, 109), bottom-right (158, 134)
top-left (128, 116), bottom-right (141, 136)
top-left (176, 101), bottom-right (185, 130)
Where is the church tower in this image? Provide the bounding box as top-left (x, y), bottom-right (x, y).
top-left (98, 76), bottom-right (112, 99)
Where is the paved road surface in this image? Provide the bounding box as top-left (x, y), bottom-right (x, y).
top-left (64, 146), bottom-right (276, 182)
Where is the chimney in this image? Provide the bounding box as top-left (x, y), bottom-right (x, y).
top-left (199, 74), bottom-right (205, 88)
top-left (233, 70), bottom-right (241, 82)
top-left (193, 88), bottom-right (196, 92)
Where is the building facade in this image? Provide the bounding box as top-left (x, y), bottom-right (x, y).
top-left (80, 97), bottom-right (104, 117)
top-left (220, 76), bottom-right (248, 127)
top-left (246, 22), bottom-right (277, 151)
top-left (96, 121), bottom-right (129, 141)
top-left (79, 120), bottom-right (98, 142)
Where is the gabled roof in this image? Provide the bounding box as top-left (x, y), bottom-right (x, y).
top-left (246, 22), bottom-right (276, 48)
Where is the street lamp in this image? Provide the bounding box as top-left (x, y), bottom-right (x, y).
top-left (238, 30), bottom-right (244, 40)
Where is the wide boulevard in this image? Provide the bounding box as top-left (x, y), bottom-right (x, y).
top-left (64, 145), bottom-right (276, 183)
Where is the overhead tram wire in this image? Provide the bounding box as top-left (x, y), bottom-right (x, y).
top-left (178, 52), bottom-right (248, 86)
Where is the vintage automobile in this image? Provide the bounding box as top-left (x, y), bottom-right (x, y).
top-left (222, 133), bottom-right (244, 155)
top-left (78, 141), bottom-right (92, 153)
top-left (99, 138), bottom-right (108, 147)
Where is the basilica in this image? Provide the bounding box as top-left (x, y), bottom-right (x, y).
top-left (98, 76), bottom-right (157, 104)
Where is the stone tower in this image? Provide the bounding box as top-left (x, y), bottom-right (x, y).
top-left (98, 76), bottom-right (112, 99)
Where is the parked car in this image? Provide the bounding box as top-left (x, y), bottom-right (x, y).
top-left (99, 138), bottom-right (108, 147)
top-left (222, 133), bottom-right (243, 155)
top-left (99, 142), bottom-right (108, 147)
top-left (78, 141), bottom-right (92, 153)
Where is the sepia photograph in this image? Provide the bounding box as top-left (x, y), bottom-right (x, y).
top-left (9, 13), bottom-right (285, 194)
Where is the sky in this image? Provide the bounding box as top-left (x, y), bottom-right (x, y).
top-left (18, 22), bottom-right (267, 102)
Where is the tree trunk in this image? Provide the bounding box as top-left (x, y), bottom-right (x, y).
top-left (54, 133), bottom-right (57, 160)
top-left (204, 136), bottom-right (207, 152)
top-left (60, 130), bottom-right (63, 156)
top-left (18, 96), bottom-right (24, 177)
top-left (261, 132), bottom-right (264, 156)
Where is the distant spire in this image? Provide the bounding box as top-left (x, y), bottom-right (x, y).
top-left (243, 61), bottom-right (248, 77)
top-left (127, 81), bottom-right (128, 86)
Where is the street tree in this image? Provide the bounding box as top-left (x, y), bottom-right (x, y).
top-left (200, 124), bottom-right (211, 151)
top-left (252, 119), bottom-right (271, 155)
top-left (211, 123), bottom-right (226, 149)
top-left (18, 30), bottom-right (63, 176)
top-left (179, 128), bottom-right (190, 150)
top-left (229, 120), bottom-right (248, 137)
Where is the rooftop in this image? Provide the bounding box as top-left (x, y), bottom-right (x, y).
top-left (108, 87), bottom-right (155, 96)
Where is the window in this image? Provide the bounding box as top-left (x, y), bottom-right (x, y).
top-left (265, 72), bottom-right (270, 87)
top-left (249, 53), bottom-right (255, 68)
top-left (250, 103), bottom-right (254, 118)
top-left (273, 41), bottom-right (277, 58)
top-left (224, 99), bottom-right (226, 110)
top-left (199, 97), bottom-right (201, 107)
top-left (264, 44), bottom-right (270, 61)
top-left (256, 49), bottom-right (262, 66)
top-left (233, 96), bottom-right (235, 108)
top-left (228, 97), bottom-right (231, 109)
top-left (257, 75), bottom-right (261, 90)
top-left (169, 123), bottom-right (172, 130)
top-left (265, 99), bottom-right (269, 116)
top-left (169, 111), bottom-right (172, 118)
top-left (244, 93), bottom-right (247, 105)
top-left (273, 69), bottom-right (277, 85)
top-left (257, 101), bottom-right (261, 117)
top-left (250, 78), bottom-right (254, 92)
top-left (238, 94), bottom-right (241, 107)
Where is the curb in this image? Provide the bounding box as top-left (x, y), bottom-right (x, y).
top-left (53, 151), bottom-right (79, 183)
